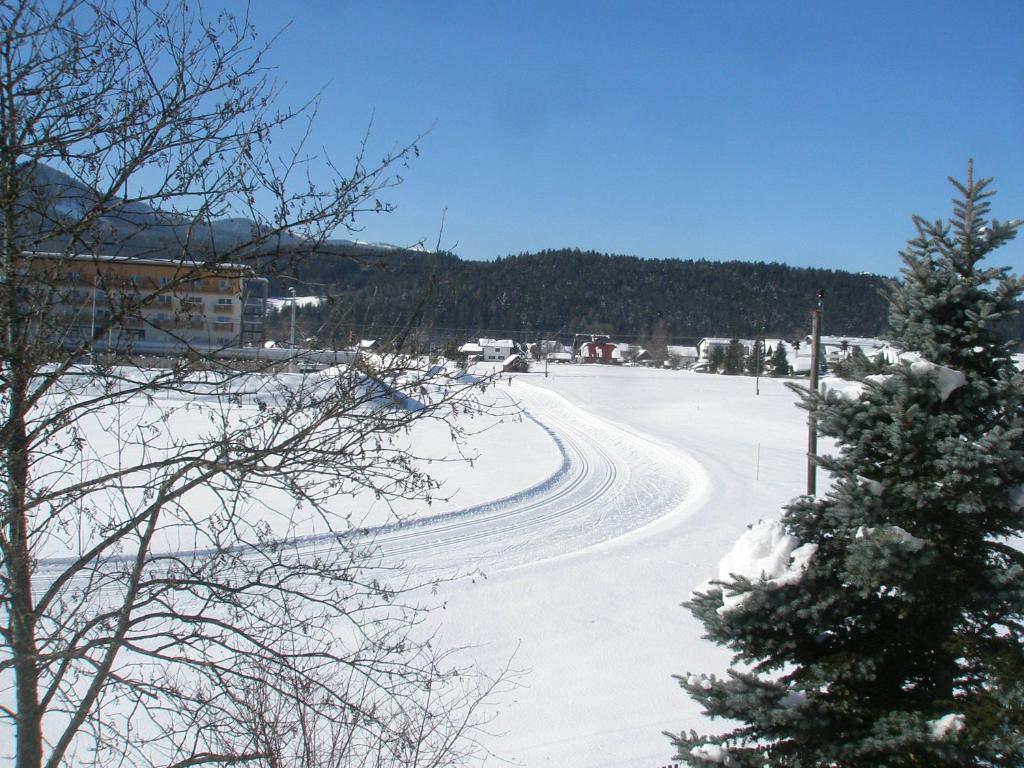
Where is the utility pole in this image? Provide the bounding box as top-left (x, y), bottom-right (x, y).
top-left (754, 326), bottom-right (765, 395)
top-left (807, 289), bottom-right (824, 496)
top-left (289, 287), bottom-right (297, 373)
top-left (90, 272), bottom-right (98, 347)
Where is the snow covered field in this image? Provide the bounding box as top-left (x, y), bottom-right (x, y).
top-left (415, 365), bottom-right (814, 767)
top-left (47, 362), bottom-right (816, 766)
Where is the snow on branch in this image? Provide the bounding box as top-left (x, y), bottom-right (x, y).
top-left (716, 519), bottom-right (816, 614)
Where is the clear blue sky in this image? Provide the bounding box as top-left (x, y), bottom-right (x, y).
top-left (245, 0), bottom-right (1024, 277)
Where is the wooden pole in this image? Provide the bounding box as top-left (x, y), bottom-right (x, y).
top-left (807, 291), bottom-right (824, 495)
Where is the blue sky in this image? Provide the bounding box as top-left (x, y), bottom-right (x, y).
top-left (246, 0), bottom-right (1024, 277)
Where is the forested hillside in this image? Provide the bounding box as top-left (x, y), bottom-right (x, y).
top-left (270, 248), bottom-right (894, 347)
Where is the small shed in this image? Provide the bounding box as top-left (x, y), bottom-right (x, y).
top-left (502, 354), bottom-right (529, 373)
top-left (665, 345), bottom-right (698, 369)
top-left (457, 341), bottom-right (483, 360)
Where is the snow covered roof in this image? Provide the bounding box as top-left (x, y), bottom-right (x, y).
top-left (458, 342), bottom-right (483, 354)
top-left (479, 338), bottom-right (514, 348)
top-left (699, 337), bottom-right (756, 348)
top-left (667, 345), bottom-right (698, 357)
top-left (789, 354), bottom-right (814, 373)
top-left (818, 336), bottom-right (892, 351)
top-left (617, 343), bottom-right (650, 356)
top-left (266, 295), bottom-right (324, 311)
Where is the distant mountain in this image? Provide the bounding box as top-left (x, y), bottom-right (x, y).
top-left (15, 163), bottom-right (422, 263)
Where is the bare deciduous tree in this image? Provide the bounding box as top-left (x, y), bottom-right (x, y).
top-left (0, 2), bottom-right (502, 767)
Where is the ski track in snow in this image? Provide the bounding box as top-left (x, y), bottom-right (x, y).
top-left (35, 380), bottom-right (699, 586)
top-left (332, 382), bottom-right (697, 573)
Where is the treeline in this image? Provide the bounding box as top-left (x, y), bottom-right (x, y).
top-left (267, 248), bottom-right (897, 347)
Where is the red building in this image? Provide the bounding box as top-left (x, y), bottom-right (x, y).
top-left (578, 340), bottom-right (620, 364)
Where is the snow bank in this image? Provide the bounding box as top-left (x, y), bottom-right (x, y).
top-left (717, 520), bottom-right (816, 614)
top-left (929, 713), bottom-right (965, 740)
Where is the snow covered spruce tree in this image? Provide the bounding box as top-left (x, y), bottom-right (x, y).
top-left (671, 164), bottom-right (1024, 767)
top-left (0, 2), bottom-right (502, 767)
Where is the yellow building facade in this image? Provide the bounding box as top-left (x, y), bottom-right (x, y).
top-left (28, 252), bottom-right (268, 353)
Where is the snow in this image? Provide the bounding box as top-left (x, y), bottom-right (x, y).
top-left (778, 690), bottom-right (806, 709)
top-left (859, 475), bottom-right (884, 495)
top-left (417, 366), bottom-right (813, 766)
top-left (906, 358), bottom-right (967, 400)
top-left (266, 294), bottom-right (324, 311)
top-left (55, 364), bottom-right (817, 767)
top-left (821, 357), bottom-right (966, 402)
top-left (685, 673), bottom-right (715, 691)
top-left (1010, 485), bottom-right (1024, 511)
top-left (689, 744), bottom-right (735, 765)
top-left (929, 713), bottom-right (966, 740)
top-left (855, 525), bottom-right (928, 551)
top-left (715, 519), bottom-right (816, 614)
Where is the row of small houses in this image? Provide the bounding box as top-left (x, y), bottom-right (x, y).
top-left (457, 335), bottom-right (901, 373)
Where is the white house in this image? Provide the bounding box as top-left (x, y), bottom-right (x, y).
top-left (815, 335), bottom-right (900, 365)
top-left (478, 338), bottom-right (515, 362)
top-left (535, 339), bottom-right (572, 360)
top-left (696, 337), bottom-right (756, 361)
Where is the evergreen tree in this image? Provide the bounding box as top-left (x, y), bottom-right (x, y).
top-left (769, 343), bottom-right (790, 377)
top-left (723, 339), bottom-right (746, 375)
top-left (832, 345), bottom-right (885, 380)
top-left (708, 345), bottom-right (726, 373)
top-left (746, 339), bottom-right (765, 376)
top-left (671, 166), bottom-right (1024, 767)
